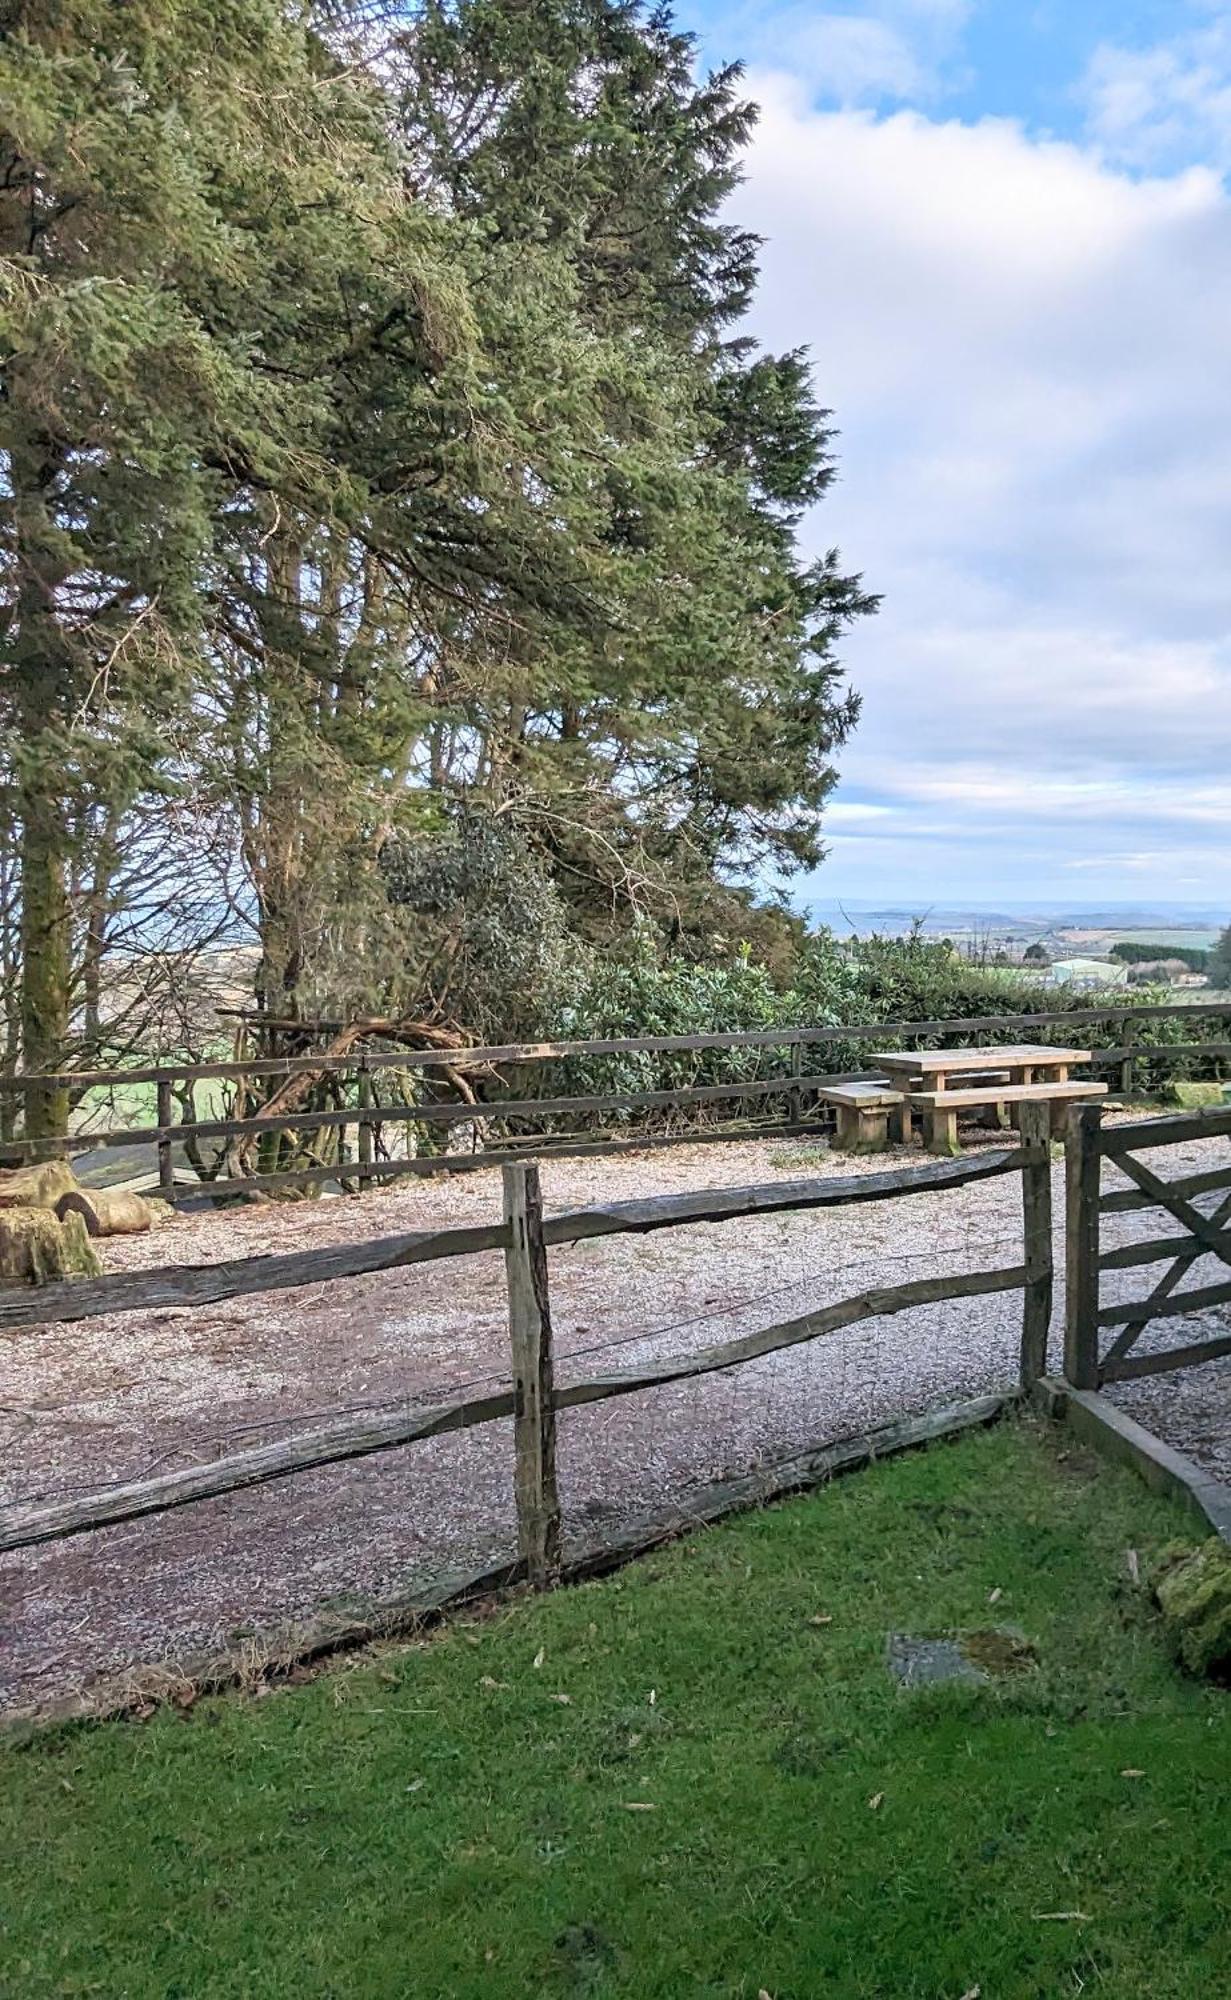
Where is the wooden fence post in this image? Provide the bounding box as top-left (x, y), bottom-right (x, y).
top-left (1018, 1100), bottom-right (1053, 1388)
top-left (1119, 1014), bottom-right (1139, 1100)
top-left (357, 1067), bottom-right (374, 1180)
top-left (1064, 1102), bottom-right (1103, 1389)
top-left (503, 1162), bottom-right (561, 1586)
top-left (156, 1080), bottom-right (175, 1203)
top-left (788, 1039), bottom-right (803, 1125)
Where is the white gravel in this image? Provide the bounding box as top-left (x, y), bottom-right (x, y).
top-left (2, 1124), bottom-right (1228, 1712)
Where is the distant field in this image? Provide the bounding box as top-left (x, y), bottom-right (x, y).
top-left (1060, 929), bottom-right (1221, 955)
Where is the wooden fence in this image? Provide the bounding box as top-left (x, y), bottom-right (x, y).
top-left (0, 1112), bottom-right (1054, 1583)
top-left (1065, 1101), bottom-right (1231, 1389)
top-left (2, 999), bottom-right (1229, 1203)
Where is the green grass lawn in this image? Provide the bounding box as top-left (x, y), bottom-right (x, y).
top-left (3, 1419), bottom-right (1228, 1999)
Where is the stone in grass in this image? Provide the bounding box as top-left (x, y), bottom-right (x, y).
top-left (887, 1628), bottom-right (1036, 1689)
top-left (1153, 1539), bottom-right (1231, 1678)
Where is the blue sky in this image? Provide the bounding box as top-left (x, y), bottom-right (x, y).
top-left (674, 1), bottom-right (1231, 908)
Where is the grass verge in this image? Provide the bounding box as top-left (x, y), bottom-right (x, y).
top-left (2, 1417), bottom-right (1228, 1998)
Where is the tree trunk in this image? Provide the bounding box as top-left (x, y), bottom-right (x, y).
top-left (10, 435), bottom-right (73, 1141)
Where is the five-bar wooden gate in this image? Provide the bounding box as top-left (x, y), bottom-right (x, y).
top-left (1065, 1102), bottom-right (1231, 1389)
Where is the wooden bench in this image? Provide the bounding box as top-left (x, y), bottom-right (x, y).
top-left (935, 1070), bottom-right (1013, 1134)
top-left (909, 1079), bottom-right (1109, 1155)
top-left (815, 1081), bottom-right (908, 1153)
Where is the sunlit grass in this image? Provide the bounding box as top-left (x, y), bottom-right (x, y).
top-left (3, 1418), bottom-right (1227, 1998)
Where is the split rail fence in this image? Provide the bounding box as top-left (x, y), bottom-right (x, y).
top-left (1, 999), bottom-right (1229, 1204)
top-left (1065, 1101), bottom-right (1231, 1390)
top-left (0, 1110), bottom-right (1054, 1585)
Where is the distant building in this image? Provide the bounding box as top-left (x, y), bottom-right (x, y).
top-left (1125, 960), bottom-right (1210, 989)
top-left (1048, 957), bottom-right (1129, 990)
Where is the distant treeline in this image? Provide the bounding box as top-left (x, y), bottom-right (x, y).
top-left (1109, 943), bottom-right (1210, 971)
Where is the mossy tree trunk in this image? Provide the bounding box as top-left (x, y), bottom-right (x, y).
top-left (11, 435), bottom-right (73, 1143)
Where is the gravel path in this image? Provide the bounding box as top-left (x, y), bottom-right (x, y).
top-left (3, 1126), bottom-right (1228, 1712)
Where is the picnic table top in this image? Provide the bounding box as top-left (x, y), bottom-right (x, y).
top-left (870, 1043), bottom-right (1092, 1076)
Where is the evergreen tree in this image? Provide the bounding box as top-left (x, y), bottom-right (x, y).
top-left (392, 0), bottom-right (876, 949)
top-left (0, 0), bottom-right (482, 1115)
top-left (1, 0), bottom-right (876, 1104)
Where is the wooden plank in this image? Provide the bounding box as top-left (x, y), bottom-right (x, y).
top-left (8, 1001), bottom-right (1231, 1093)
top-left (0, 1275), bottom-right (1025, 1557)
top-left (0, 1218), bottom-right (512, 1335)
top-left (561, 1393), bottom-right (1015, 1579)
top-left (504, 1165), bottom-right (560, 1587)
top-left (1108, 1151), bottom-right (1231, 1274)
top-left (0, 1263), bottom-right (1027, 1555)
top-left (1096, 1277), bottom-right (1231, 1329)
top-left (553, 1261), bottom-right (1028, 1413)
top-left (1101, 1164), bottom-right (1231, 1214)
top-left (813, 1083), bottom-right (902, 1107)
top-left (1118, 1013), bottom-right (1139, 1097)
top-left (1100, 1182), bottom-right (1231, 1367)
top-left (0, 1142), bottom-right (1033, 1335)
top-left (1065, 1103), bottom-right (1103, 1389)
top-left (542, 1145), bottom-right (1034, 1249)
top-left (0, 1382), bottom-right (518, 1553)
top-left (12, 1072), bottom-right (850, 1155)
top-left (1047, 1384), bottom-right (1231, 1540)
top-left (788, 1039), bottom-right (803, 1125)
top-left (1018, 1101), bottom-right (1054, 1388)
top-left (357, 1070), bottom-right (374, 1173)
top-left (208, 1126), bottom-right (1026, 1212)
top-left (162, 1118), bottom-right (833, 1200)
top-left (1101, 1328), bottom-right (1231, 1382)
top-left (1101, 1105), bottom-right (1231, 1152)
top-left (874, 1044), bottom-right (1092, 1074)
top-left (1090, 1041), bottom-right (1231, 1067)
top-left (909, 1081), bottom-right (1108, 1109)
top-left (1099, 1227), bottom-right (1231, 1272)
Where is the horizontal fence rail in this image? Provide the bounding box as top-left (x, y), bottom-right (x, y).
top-left (0, 1146), bottom-right (1032, 1335)
top-left (1065, 1101), bottom-right (1231, 1389)
top-left (0, 1121), bottom-right (1054, 1565)
top-left (6, 1000), bottom-right (1231, 1092)
top-left (1, 1000), bottom-right (1228, 1202)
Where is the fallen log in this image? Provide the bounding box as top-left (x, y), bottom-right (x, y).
top-left (55, 1188), bottom-right (152, 1238)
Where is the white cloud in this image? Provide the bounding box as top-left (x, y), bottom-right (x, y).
top-left (695, 2), bottom-right (974, 105)
top-left (782, 15), bottom-right (925, 101)
top-left (730, 79), bottom-right (1231, 900)
top-left (1084, 12), bottom-right (1231, 173)
top-left (821, 800), bottom-right (898, 825)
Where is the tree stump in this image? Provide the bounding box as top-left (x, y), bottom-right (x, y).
top-left (0, 1206), bottom-right (102, 1286)
top-left (0, 1160), bottom-right (80, 1211)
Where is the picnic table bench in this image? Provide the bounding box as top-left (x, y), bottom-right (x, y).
top-left (868, 1044), bottom-right (1108, 1155)
top-left (814, 1081), bottom-right (911, 1153)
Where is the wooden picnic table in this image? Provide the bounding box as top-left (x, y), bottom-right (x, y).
top-left (869, 1044), bottom-right (1102, 1154)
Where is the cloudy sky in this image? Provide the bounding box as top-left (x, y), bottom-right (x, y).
top-left (677, 0), bottom-right (1231, 909)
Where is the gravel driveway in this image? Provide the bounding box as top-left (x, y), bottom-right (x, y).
top-left (3, 1125), bottom-right (1228, 1713)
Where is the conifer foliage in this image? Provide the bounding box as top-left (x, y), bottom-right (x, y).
top-left (0, 0), bottom-right (875, 1123)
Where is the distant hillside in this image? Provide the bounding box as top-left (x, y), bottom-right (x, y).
top-left (805, 899), bottom-right (1225, 941)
